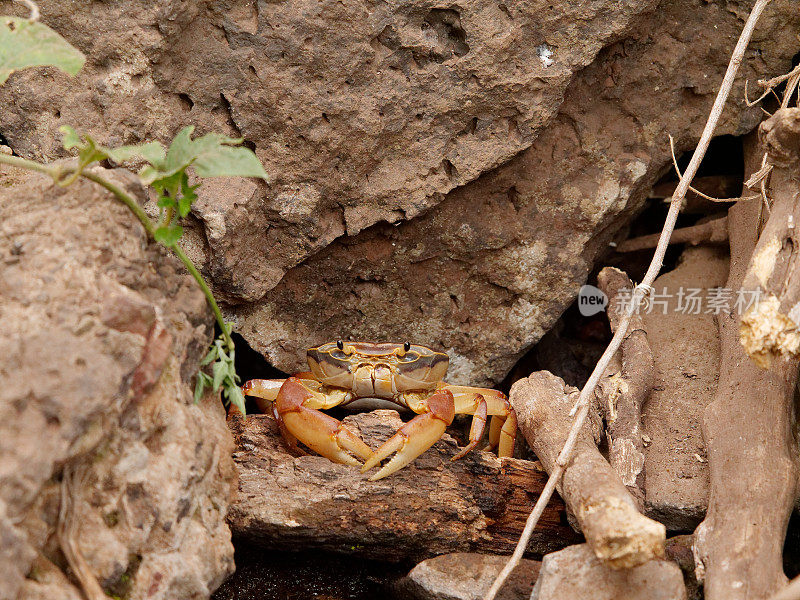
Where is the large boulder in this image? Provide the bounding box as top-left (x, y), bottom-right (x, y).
top-left (1, 0), bottom-right (798, 383)
top-left (0, 166), bottom-right (237, 600)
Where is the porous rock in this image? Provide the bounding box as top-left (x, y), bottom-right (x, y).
top-left (531, 544), bottom-right (686, 600)
top-left (2, 0), bottom-right (798, 384)
top-left (0, 166), bottom-right (236, 600)
top-left (397, 552), bottom-right (540, 600)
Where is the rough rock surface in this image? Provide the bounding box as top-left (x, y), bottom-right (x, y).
top-left (1, 0), bottom-right (798, 385)
top-left (531, 544), bottom-right (686, 600)
top-left (227, 410), bottom-right (581, 561)
top-left (641, 245), bottom-right (729, 530)
top-left (397, 552), bottom-right (540, 600)
top-left (0, 166), bottom-right (237, 600)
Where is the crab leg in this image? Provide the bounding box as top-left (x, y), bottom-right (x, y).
top-left (485, 410), bottom-right (518, 457)
top-left (361, 389), bottom-right (455, 480)
top-left (242, 372), bottom-right (316, 413)
top-left (451, 394), bottom-right (488, 461)
top-left (444, 385), bottom-right (518, 458)
top-left (266, 377), bottom-right (372, 466)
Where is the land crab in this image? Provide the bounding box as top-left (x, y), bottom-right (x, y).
top-left (242, 341), bottom-right (518, 480)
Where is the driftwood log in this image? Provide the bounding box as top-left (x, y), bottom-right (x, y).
top-left (510, 371), bottom-right (665, 569)
top-left (595, 267), bottom-right (655, 507)
top-left (692, 123), bottom-right (800, 600)
top-left (226, 409), bottom-right (581, 561)
top-left (740, 108), bottom-right (800, 367)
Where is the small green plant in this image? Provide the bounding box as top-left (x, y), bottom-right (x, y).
top-left (0, 3), bottom-right (264, 415)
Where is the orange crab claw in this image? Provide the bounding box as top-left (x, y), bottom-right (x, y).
top-left (242, 378), bottom-right (285, 413)
top-left (276, 378), bottom-right (373, 467)
top-left (361, 389), bottom-right (455, 480)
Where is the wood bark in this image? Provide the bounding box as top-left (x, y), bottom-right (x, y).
top-left (226, 409), bottom-right (581, 561)
top-left (740, 108), bottom-right (800, 367)
top-left (692, 124), bottom-right (800, 600)
top-left (595, 267), bottom-right (655, 507)
top-left (510, 371), bottom-right (665, 569)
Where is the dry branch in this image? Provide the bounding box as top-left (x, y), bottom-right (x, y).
top-left (485, 2), bottom-right (774, 596)
top-left (740, 109), bottom-right (800, 367)
top-left (510, 371), bottom-right (665, 569)
top-left (595, 267), bottom-right (655, 507)
top-left (692, 133), bottom-right (800, 600)
top-left (226, 410), bottom-right (582, 561)
top-left (616, 216), bottom-right (728, 253)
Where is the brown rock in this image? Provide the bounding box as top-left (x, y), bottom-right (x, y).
top-left (230, 0), bottom-right (800, 385)
top-left (531, 544), bottom-right (686, 600)
top-left (397, 552), bottom-right (540, 600)
top-left (641, 245), bottom-right (730, 529)
top-left (227, 409), bottom-right (581, 561)
top-left (0, 166), bottom-right (236, 600)
top-left (2, 0), bottom-right (798, 385)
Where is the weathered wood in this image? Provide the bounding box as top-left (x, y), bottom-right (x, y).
top-left (740, 108), bottom-right (800, 367)
top-left (511, 371), bottom-right (665, 570)
top-left (596, 267), bottom-right (654, 507)
top-left (692, 128), bottom-right (800, 600)
top-left (226, 410), bottom-right (581, 562)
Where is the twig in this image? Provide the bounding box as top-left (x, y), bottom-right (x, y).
top-left (616, 215), bottom-right (729, 252)
top-left (668, 136), bottom-right (750, 203)
top-left (484, 1), bottom-right (773, 597)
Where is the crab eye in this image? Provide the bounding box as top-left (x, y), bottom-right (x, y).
top-left (336, 340), bottom-right (344, 350)
top-left (403, 342), bottom-right (411, 352)
top-left (399, 350), bottom-right (419, 362)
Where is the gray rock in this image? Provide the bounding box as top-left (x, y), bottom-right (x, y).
top-left (398, 552), bottom-right (540, 600)
top-left (532, 544), bottom-right (687, 600)
top-left (0, 166), bottom-right (236, 600)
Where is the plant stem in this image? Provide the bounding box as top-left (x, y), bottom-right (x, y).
top-left (484, 0), bottom-right (773, 598)
top-left (81, 170), bottom-right (156, 237)
top-left (172, 244), bottom-right (234, 352)
top-left (83, 170), bottom-right (234, 352)
top-left (0, 152), bottom-right (59, 177)
top-left (0, 153), bottom-right (234, 353)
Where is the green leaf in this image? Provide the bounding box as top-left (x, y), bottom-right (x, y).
top-left (200, 346), bottom-right (218, 367)
top-left (60, 125), bottom-right (81, 150)
top-left (0, 17), bottom-right (85, 85)
top-left (153, 225), bottom-right (183, 246)
top-left (194, 373), bottom-right (206, 403)
top-left (177, 173), bottom-right (199, 217)
top-left (156, 194), bottom-right (176, 210)
top-left (105, 142), bottom-right (166, 166)
top-left (191, 142), bottom-right (268, 179)
top-left (225, 383), bottom-right (246, 416)
top-left (212, 360), bottom-right (227, 392)
top-left (138, 126), bottom-right (268, 184)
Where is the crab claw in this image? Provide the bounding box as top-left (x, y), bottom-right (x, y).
top-left (242, 378), bottom-right (286, 413)
top-left (361, 389), bottom-right (455, 480)
top-left (277, 378), bottom-right (373, 467)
